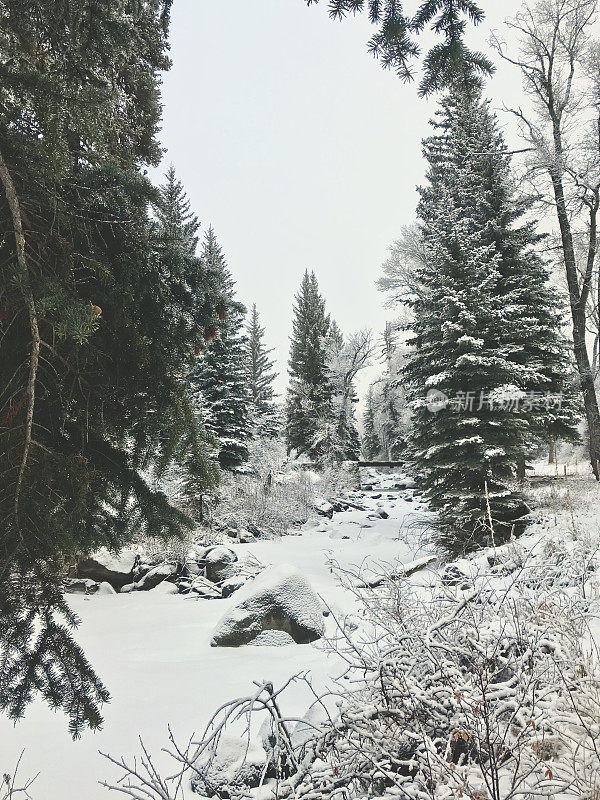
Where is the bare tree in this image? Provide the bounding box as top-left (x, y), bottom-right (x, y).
top-left (377, 224), bottom-right (427, 313)
top-left (492, 0), bottom-right (600, 478)
top-left (316, 330), bottom-right (376, 463)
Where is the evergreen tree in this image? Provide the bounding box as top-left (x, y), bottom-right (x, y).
top-left (406, 85), bottom-right (578, 553)
top-left (189, 229), bottom-right (251, 471)
top-left (0, 1), bottom-right (222, 734)
top-left (246, 304), bottom-right (279, 438)
top-left (153, 167), bottom-right (220, 503)
top-left (286, 271), bottom-right (331, 459)
top-left (362, 388), bottom-right (382, 460)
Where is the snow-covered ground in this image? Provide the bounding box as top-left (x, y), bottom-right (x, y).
top-left (5, 464), bottom-right (600, 799)
top-left (0, 471), bottom-right (434, 799)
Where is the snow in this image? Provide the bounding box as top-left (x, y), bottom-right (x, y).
top-left (6, 464), bottom-right (599, 799)
top-left (0, 474), bottom-right (429, 799)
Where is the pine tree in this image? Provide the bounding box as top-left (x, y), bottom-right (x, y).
top-left (189, 229), bottom-right (251, 470)
top-left (246, 304), bottom-right (279, 438)
top-left (153, 167), bottom-right (220, 503)
top-left (0, 1), bottom-right (223, 734)
top-left (362, 388), bottom-right (382, 460)
top-left (406, 85), bottom-right (578, 553)
top-left (286, 271), bottom-right (331, 459)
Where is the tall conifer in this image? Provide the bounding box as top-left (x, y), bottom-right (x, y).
top-left (246, 304), bottom-right (279, 438)
top-left (286, 271), bottom-right (331, 459)
top-left (406, 85), bottom-right (578, 552)
top-left (189, 229), bottom-right (251, 471)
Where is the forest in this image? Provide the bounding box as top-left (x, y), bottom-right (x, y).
top-left (2, 1), bottom-right (600, 799)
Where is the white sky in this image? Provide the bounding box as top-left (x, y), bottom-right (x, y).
top-left (155, 0), bottom-right (527, 399)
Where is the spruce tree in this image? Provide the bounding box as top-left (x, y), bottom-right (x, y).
top-left (246, 304), bottom-right (279, 438)
top-left (0, 1), bottom-right (222, 734)
top-left (406, 85), bottom-right (578, 553)
top-left (153, 167), bottom-right (220, 502)
top-left (286, 271), bottom-right (331, 459)
top-left (189, 229), bottom-right (251, 471)
top-left (362, 388), bottom-right (382, 460)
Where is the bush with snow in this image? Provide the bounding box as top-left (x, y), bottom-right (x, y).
top-left (103, 520), bottom-right (600, 799)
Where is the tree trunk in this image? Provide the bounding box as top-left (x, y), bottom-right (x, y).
top-left (551, 169), bottom-right (600, 479)
top-left (548, 437), bottom-right (556, 464)
top-left (0, 149), bottom-right (41, 532)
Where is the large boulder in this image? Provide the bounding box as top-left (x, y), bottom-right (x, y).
top-left (76, 547), bottom-right (138, 590)
top-left (63, 578), bottom-right (100, 594)
top-left (210, 565), bottom-right (325, 647)
top-left (191, 734), bottom-right (275, 796)
top-left (135, 562), bottom-right (177, 590)
top-left (203, 545), bottom-right (238, 583)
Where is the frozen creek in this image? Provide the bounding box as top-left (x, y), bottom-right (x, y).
top-left (0, 470), bottom-right (433, 800)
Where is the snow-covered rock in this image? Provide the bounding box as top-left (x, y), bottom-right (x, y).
top-left (211, 564), bottom-right (325, 647)
top-left (203, 545), bottom-right (239, 583)
top-left (76, 547), bottom-right (138, 590)
top-left (221, 575), bottom-right (247, 598)
top-left (191, 734), bottom-right (274, 795)
top-left (314, 499), bottom-right (334, 518)
top-left (96, 581), bottom-right (117, 596)
top-left (135, 562), bottom-right (177, 590)
top-left (64, 578), bottom-right (100, 594)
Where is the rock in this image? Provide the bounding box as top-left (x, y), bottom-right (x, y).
top-left (211, 564), bottom-right (325, 647)
top-left (76, 547), bottom-right (138, 590)
top-left (441, 564), bottom-right (470, 587)
top-left (177, 575), bottom-right (221, 598)
top-left (378, 510), bottom-right (389, 519)
top-left (151, 581), bottom-right (179, 595)
top-left (135, 562), bottom-right (177, 590)
top-left (246, 523), bottom-right (263, 538)
top-left (191, 735), bottom-right (275, 796)
top-left (394, 478), bottom-right (416, 489)
top-left (238, 529), bottom-right (256, 544)
top-left (203, 546), bottom-right (239, 583)
top-left (64, 578), bottom-right (100, 594)
top-left (96, 581), bottom-right (117, 596)
top-left (182, 558), bottom-right (201, 578)
top-left (315, 500), bottom-right (334, 519)
top-left (221, 575), bottom-right (247, 598)
top-left (248, 630), bottom-right (295, 646)
top-left (132, 562), bottom-right (152, 582)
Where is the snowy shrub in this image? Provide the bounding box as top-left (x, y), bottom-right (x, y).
top-left (103, 530), bottom-right (600, 800)
top-left (213, 440), bottom-right (316, 536)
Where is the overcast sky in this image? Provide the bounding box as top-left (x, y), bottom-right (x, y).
top-left (155, 0), bottom-right (527, 398)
